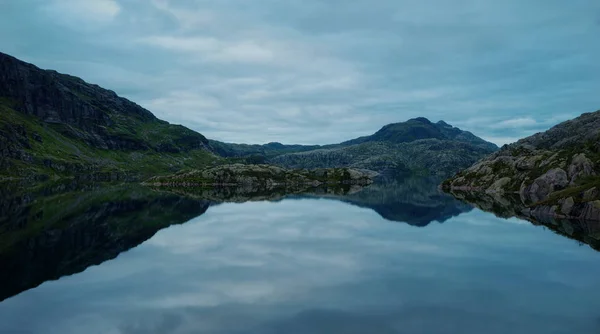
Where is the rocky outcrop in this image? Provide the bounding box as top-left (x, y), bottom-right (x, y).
top-left (520, 168), bottom-right (569, 203)
top-left (144, 164), bottom-right (376, 189)
top-left (443, 110), bottom-right (600, 210)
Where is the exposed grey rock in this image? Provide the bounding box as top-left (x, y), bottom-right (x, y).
top-left (443, 109), bottom-right (600, 209)
top-left (486, 177), bottom-right (511, 193)
top-left (515, 155), bottom-right (543, 171)
top-left (561, 197), bottom-right (575, 215)
top-left (568, 153), bottom-right (595, 184)
top-left (521, 168), bottom-right (568, 202)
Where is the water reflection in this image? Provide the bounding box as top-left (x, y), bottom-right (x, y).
top-left (0, 183), bottom-right (211, 301)
top-left (0, 177), bottom-right (469, 301)
top-left (1, 199), bottom-right (600, 334)
top-left (1, 179), bottom-right (600, 334)
top-left (447, 189), bottom-right (600, 251)
top-left (304, 174), bottom-right (473, 226)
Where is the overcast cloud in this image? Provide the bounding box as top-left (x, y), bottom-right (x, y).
top-left (1, 0), bottom-right (599, 145)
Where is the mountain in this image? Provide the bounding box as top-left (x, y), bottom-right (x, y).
top-left (0, 52), bottom-right (496, 180)
top-left (0, 52), bottom-right (219, 179)
top-left (340, 118), bottom-right (496, 149)
top-left (443, 110), bottom-right (600, 220)
top-left (208, 140), bottom-right (321, 160)
top-left (267, 118), bottom-right (498, 176)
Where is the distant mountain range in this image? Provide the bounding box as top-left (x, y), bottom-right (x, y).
top-left (266, 117), bottom-right (497, 175)
top-left (0, 52), bottom-right (497, 180)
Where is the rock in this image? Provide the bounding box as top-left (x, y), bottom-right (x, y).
top-left (568, 153), bottom-right (595, 184)
top-left (486, 177), bottom-right (511, 193)
top-left (560, 197), bottom-right (575, 215)
top-left (520, 168), bottom-right (568, 202)
top-left (145, 164), bottom-right (375, 188)
top-left (579, 201), bottom-right (600, 220)
top-left (515, 156), bottom-right (541, 171)
top-left (583, 187), bottom-right (599, 201)
top-left (443, 109), bottom-right (600, 209)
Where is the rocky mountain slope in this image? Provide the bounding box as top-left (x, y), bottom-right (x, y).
top-left (443, 110), bottom-right (600, 220)
top-left (0, 52), bottom-right (219, 179)
top-left (268, 118), bottom-right (498, 176)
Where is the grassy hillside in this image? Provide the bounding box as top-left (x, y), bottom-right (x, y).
top-left (0, 99), bottom-right (219, 180)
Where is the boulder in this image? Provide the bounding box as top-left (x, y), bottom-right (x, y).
top-left (486, 177), bottom-right (511, 193)
top-left (568, 153), bottom-right (595, 184)
top-left (560, 197), bottom-right (575, 216)
top-left (520, 168), bottom-right (568, 202)
top-left (583, 187), bottom-right (599, 201)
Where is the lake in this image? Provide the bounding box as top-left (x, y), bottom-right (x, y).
top-left (1, 177), bottom-right (600, 334)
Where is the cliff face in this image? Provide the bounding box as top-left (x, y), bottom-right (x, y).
top-left (0, 52), bottom-right (218, 178)
top-left (268, 118), bottom-right (498, 176)
top-left (443, 110), bottom-right (600, 220)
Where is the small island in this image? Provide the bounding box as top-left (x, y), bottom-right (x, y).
top-left (143, 164), bottom-right (377, 189)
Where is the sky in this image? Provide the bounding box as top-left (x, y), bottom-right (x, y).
top-left (0, 0), bottom-right (599, 145)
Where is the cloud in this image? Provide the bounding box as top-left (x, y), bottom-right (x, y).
top-left (3, 0), bottom-right (599, 145)
top-left (140, 36), bottom-right (276, 64)
top-left (491, 117), bottom-right (538, 129)
top-left (139, 36), bottom-right (219, 53)
top-left (43, 0), bottom-right (121, 23)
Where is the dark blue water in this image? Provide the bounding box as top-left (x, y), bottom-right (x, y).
top-left (1, 183), bottom-right (600, 333)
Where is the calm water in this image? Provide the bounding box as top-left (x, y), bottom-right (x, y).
top-left (1, 179), bottom-right (600, 334)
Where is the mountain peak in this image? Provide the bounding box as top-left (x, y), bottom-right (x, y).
top-left (409, 117), bottom-right (432, 124)
top-left (338, 117), bottom-right (497, 151)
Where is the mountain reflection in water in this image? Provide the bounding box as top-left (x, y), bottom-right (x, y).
top-left (0, 176), bottom-right (466, 301)
top-left (1, 176), bottom-right (600, 334)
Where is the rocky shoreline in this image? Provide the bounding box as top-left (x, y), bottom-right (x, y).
top-left (442, 109), bottom-right (600, 221)
top-left (143, 164), bottom-right (376, 189)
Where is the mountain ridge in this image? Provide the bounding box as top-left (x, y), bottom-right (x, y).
top-left (266, 118), bottom-right (498, 176)
top-left (0, 51), bottom-right (497, 180)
